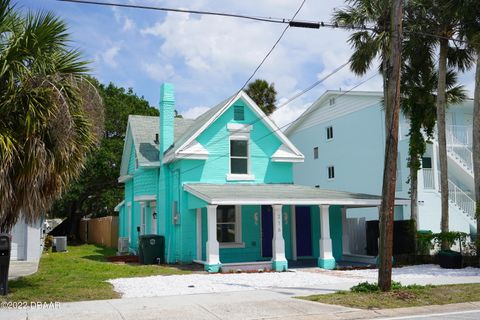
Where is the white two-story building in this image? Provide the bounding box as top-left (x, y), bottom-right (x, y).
top-left (286, 91), bottom-right (476, 257)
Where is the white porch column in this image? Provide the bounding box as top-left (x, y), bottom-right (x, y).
top-left (196, 208), bottom-right (202, 261)
top-left (272, 204), bottom-right (288, 271)
top-left (205, 205), bottom-right (221, 272)
top-left (341, 206), bottom-right (350, 255)
top-left (318, 204), bottom-right (335, 269)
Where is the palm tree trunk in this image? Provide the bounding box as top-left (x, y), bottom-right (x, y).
top-left (410, 165), bottom-right (418, 255)
top-left (436, 38), bottom-right (449, 250)
top-left (378, 0), bottom-right (403, 292)
top-left (473, 51), bottom-right (480, 266)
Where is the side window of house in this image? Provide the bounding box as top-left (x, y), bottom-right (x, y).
top-left (234, 105), bottom-right (245, 121)
top-left (422, 157), bottom-right (432, 169)
top-left (217, 205), bottom-right (236, 243)
top-left (230, 140), bottom-right (248, 174)
top-left (328, 165), bottom-right (335, 179)
top-left (313, 147), bottom-right (319, 159)
top-left (329, 97), bottom-right (336, 106)
top-left (326, 126), bottom-right (333, 140)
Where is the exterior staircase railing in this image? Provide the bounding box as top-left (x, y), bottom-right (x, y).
top-left (447, 179), bottom-right (476, 221)
top-left (422, 168), bottom-right (476, 222)
top-left (446, 127), bottom-right (474, 174)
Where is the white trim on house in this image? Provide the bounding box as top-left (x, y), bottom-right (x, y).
top-left (164, 91), bottom-right (304, 164)
top-left (114, 200), bottom-right (125, 212)
top-left (118, 175), bottom-right (133, 183)
top-left (139, 162), bottom-right (160, 168)
top-left (271, 144), bottom-right (305, 162)
top-left (226, 174), bottom-right (255, 181)
top-left (134, 195), bottom-right (157, 201)
top-left (176, 140), bottom-right (209, 160)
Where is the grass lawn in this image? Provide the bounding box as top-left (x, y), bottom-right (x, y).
top-left (1, 244), bottom-right (190, 302)
top-left (302, 283), bottom-right (480, 309)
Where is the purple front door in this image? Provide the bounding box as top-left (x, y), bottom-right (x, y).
top-left (296, 206), bottom-right (312, 257)
top-left (261, 205), bottom-right (273, 257)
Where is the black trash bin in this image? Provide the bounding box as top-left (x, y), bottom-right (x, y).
top-left (0, 233), bottom-right (11, 295)
top-left (138, 235), bottom-right (165, 265)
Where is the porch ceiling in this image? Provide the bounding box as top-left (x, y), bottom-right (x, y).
top-left (184, 183), bottom-right (409, 206)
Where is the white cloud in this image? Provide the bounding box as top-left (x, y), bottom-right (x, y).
top-left (141, 62), bottom-right (176, 82)
top-left (101, 46), bottom-right (121, 68)
top-left (112, 7), bottom-right (136, 32)
top-left (182, 106), bottom-right (210, 119)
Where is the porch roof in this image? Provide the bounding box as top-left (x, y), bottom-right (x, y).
top-left (184, 183), bottom-right (410, 206)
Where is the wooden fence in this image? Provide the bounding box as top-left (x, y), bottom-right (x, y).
top-left (79, 216), bottom-right (118, 249)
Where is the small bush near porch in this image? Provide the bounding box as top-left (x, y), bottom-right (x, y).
top-left (301, 282), bottom-right (480, 309)
top-left (1, 244), bottom-right (190, 302)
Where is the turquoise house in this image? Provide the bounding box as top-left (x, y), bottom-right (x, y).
top-left (115, 83), bottom-right (404, 272)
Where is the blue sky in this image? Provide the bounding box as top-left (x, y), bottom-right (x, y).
top-left (17, 0), bottom-right (475, 127)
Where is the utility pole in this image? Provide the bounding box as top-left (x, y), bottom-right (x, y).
top-left (378, 0), bottom-right (403, 292)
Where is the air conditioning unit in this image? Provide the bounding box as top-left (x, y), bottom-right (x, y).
top-left (53, 236), bottom-right (67, 252)
top-left (118, 237), bottom-right (129, 255)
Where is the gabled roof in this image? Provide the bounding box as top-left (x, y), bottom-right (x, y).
top-left (285, 90), bottom-right (383, 136)
top-left (163, 91), bottom-right (304, 163)
top-left (119, 115), bottom-right (195, 177)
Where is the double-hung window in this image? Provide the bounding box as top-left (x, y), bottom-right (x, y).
top-left (230, 140), bottom-right (248, 174)
top-left (326, 126), bottom-right (334, 140)
top-left (217, 205), bottom-right (243, 247)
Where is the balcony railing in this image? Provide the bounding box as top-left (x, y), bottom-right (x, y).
top-left (423, 168), bottom-right (435, 190)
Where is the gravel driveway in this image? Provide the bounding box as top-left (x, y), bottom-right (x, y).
top-left (108, 264), bottom-right (480, 298)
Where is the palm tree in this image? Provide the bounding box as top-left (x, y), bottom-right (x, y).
top-left (244, 79), bottom-right (277, 115)
top-left (333, 0), bottom-right (404, 291)
top-left (401, 4), bottom-right (466, 249)
top-left (0, 0), bottom-right (103, 232)
top-left (414, 0), bottom-right (475, 249)
top-left (459, 0), bottom-right (480, 262)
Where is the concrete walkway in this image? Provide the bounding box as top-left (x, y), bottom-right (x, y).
top-left (8, 261), bottom-right (39, 280)
top-left (1, 289), bottom-right (480, 320)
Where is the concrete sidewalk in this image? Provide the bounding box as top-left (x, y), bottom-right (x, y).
top-left (8, 261), bottom-right (39, 280)
top-left (1, 289), bottom-right (480, 320)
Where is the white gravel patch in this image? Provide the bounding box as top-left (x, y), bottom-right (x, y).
top-left (108, 271), bottom-right (348, 298)
top-left (342, 264), bottom-right (480, 280)
top-left (108, 265), bottom-right (480, 298)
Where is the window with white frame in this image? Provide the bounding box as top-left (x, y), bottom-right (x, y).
top-left (329, 97), bottom-right (336, 106)
top-left (326, 126), bottom-right (334, 140)
top-left (216, 205), bottom-right (242, 244)
top-left (230, 140), bottom-right (248, 174)
top-left (328, 165), bottom-right (335, 179)
top-left (313, 147), bottom-right (319, 159)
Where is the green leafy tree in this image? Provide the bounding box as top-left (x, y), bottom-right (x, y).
top-left (0, 0), bottom-right (103, 232)
top-left (245, 79), bottom-right (277, 115)
top-left (50, 83), bottom-right (159, 222)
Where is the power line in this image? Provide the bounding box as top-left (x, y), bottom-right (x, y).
top-left (156, 60), bottom-right (363, 183)
top-left (58, 0), bottom-right (469, 43)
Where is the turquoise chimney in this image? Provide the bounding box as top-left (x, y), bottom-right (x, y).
top-left (159, 83), bottom-right (175, 159)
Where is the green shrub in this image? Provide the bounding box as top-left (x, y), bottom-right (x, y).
top-left (44, 235), bottom-right (54, 252)
top-left (417, 230), bottom-right (434, 255)
top-left (350, 281), bottom-right (416, 293)
top-left (350, 282), bottom-right (379, 293)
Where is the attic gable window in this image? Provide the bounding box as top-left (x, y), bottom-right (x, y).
top-left (234, 105), bottom-right (245, 121)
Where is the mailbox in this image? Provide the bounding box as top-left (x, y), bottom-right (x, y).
top-left (0, 233), bottom-right (11, 295)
